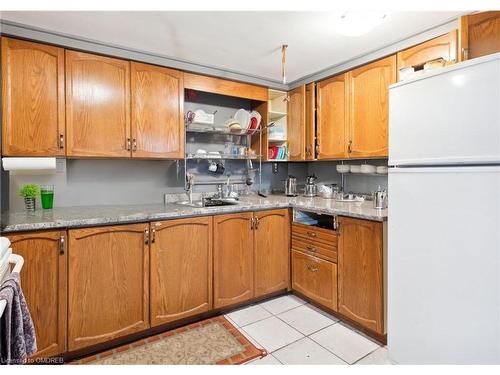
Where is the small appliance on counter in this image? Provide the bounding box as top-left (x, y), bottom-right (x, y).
top-left (284, 175), bottom-right (297, 196)
top-left (304, 175), bottom-right (317, 197)
top-left (372, 186), bottom-right (388, 209)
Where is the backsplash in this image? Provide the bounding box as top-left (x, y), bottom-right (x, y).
top-left (5, 158), bottom-right (387, 212)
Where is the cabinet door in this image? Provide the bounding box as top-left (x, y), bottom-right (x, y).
top-left (66, 50), bottom-right (131, 157)
top-left (68, 224), bottom-right (149, 350)
top-left (316, 74), bottom-right (348, 159)
top-left (305, 83), bottom-right (316, 160)
top-left (1, 37), bottom-right (65, 156)
top-left (131, 62), bottom-right (184, 159)
top-left (397, 31), bottom-right (457, 79)
top-left (150, 217), bottom-right (212, 326)
top-left (7, 230), bottom-right (67, 358)
top-left (254, 209), bottom-right (290, 297)
top-left (291, 250), bottom-right (337, 311)
top-left (338, 217), bottom-right (383, 334)
top-left (287, 85), bottom-right (306, 161)
top-left (459, 11), bottom-right (500, 61)
top-left (348, 55), bottom-right (396, 158)
top-left (213, 212), bottom-right (254, 308)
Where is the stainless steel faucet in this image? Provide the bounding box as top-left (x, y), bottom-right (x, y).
top-left (186, 174), bottom-right (195, 204)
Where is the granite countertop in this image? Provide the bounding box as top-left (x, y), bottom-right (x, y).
top-left (1, 194), bottom-right (387, 233)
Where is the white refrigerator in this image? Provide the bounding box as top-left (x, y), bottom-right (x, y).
top-left (388, 53), bottom-right (500, 364)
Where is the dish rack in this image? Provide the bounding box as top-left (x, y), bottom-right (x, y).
top-left (0, 238), bottom-right (24, 318)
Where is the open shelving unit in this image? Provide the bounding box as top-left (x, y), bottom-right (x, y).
top-left (267, 89), bottom-right (288, 161)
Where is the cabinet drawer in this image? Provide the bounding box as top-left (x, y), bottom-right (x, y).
top-left (292, 223), bottom-right (337, 246)
top-left (291, 236), bottom-right (337, 263)
top-left (291, 250), bottom-right (338, 311)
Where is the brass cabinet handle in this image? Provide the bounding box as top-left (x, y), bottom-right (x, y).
top-left (126, 138), bottom-right (132, 151)
top-left (144, 229), bottom-right (149, 245)
top-left (59, 235), bottom-right (65, 255)
top-left (306, 245), bottom-right (317, 253)
top-left (307, 231), bottom-right (317, 238)
top-left (255, 217), bottom-right (260, 230)
top-left (151, 228), bottom-right (156, 243)
top-left (59, 134), bottom-right (64, 149)
top-left (132, 138), bottom-right (137, 152)
top-left (348, 140), bottom-right (353, 154)
top-left (307, 265), bottom-right (319, 272)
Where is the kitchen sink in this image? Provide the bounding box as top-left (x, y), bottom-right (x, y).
top-left (175, 197), bottom-right (239, 208)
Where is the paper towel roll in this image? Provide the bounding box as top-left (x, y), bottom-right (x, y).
top-left (2, 157), bottom-right (57, 175)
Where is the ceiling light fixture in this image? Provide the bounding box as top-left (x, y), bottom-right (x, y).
top-left (281, 44), bottom-right (288, 84)
top-left (335, 12), bottom-right (387, 37)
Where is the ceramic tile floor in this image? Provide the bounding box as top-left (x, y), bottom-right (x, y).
top-left (224, 294), bottom-right (394, 365)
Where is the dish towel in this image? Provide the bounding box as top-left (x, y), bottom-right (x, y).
top-left (0, 272), bottom-right (37, 365)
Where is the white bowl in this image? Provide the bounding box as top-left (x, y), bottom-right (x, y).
top-left (350, 165), bottom-right (361, 173)
top-left (376, 166), bottom-right (388, 175)
top-left (336, 164), bottom-right (350, 173)
top-left (360, 164), bottom-right (376, 174)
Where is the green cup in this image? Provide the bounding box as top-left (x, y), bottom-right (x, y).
top-left (40, 185), bottom-right (54, 209)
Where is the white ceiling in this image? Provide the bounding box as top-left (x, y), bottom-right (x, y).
top-left (0, 11), bottom-right (463, 83)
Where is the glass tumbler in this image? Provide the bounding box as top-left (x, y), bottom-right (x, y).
top-left (40, 185), bottom-right (54, 209)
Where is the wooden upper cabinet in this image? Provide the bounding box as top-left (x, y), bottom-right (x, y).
top-left (1, 37), bottom-right (65, 156)
top-left (254, 209), bottom-right (290, 297)
top-left (150, 217), bottom-right (212, 326)
top-left (67, 224), bottom-right (149, 351)
top-left (338, 217), bottom-right (384, 334)
top-left (65, 51), bottom-right (131, 157)
top-left (397, 31), bottom-right (458, 78)
top-left (305, 83), bottom-right (316, 160)
top-left (183, 72), bottom-right (268, 101)
top-left (459, 11), bottom-right (500, 61)
top-left (348, 55), bottom-right (396, 158)
top-left (316, 74), bottom-right (348, 159)
top-left (213, 212), bottom-right (254, 308)
top-left (131, 62), bottom-right (184, 159)
top-left (287, 85), bottom-right (306, 161)
top-left (7, 230), bottom-right (67, 358)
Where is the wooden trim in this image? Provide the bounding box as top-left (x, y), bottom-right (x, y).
top-left (183, 72), bottom-right (268, 101)
top-left (287, 85), bottom-right (306, 161)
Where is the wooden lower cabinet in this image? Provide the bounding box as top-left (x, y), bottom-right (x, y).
top-left (254, 209), bottom-right (290, 297)
top-left (213, 212), bottom-right (254, 308)
top-left (291, 250), bottom-right (338, 311)
top-left (67, 224), bottom-right (149, 351)
top-left (338, 217), bottom-right (384, 334)
top-left (150, 217), bottom-right (212, 326)
top-left (6, 230), bottom-right (67, 358)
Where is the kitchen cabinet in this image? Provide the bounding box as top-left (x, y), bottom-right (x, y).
top-left (291, 223), bottom-right (338, 263)
top-left (6, 230), bottom-right (67, 358)
top-left (316, 74), bottom-right (348, 159)
top-left (397, 31), bottom-right (458, 79)
top-left (459, 11), bottom-right (500, 61)
top-left (184, 72), bottom-right (268, 101)
top-left (67, 223), bottom-right (149, 350)
top-left (348, 55), bottom-right (396, 158)
top-left (213, 212), bottom-right (254, 308)
top-left (150, 217), bottom-right (212, 326)
top-left (65, 50), bottom-right (131, 157)
top-left (305, 83), bottom-right (316, 160)
top-left (291, 250), bottom-right (338, 311)
top-left (287, 85), bottom-right (306, 161)
top-left (337, 217), bottom-right (384, 334)
top-left (1, 37), bottom-right (65, 156)
top-left (254, 209), bottom-right (290, 297)
top-left (131, 62), bottom-right (184, 159)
